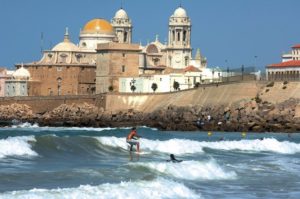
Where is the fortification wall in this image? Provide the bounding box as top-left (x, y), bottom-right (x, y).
top-left (0, 95), bottom-right (106, 113)
top-left (1, 81), bottom-right (300, 115)
top-left (106, 81), bottom-right (262, 112)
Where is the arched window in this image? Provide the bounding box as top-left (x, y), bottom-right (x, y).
top-left (172, 30), bottom-right (175, 42)
top-left (177, 31), bottom-right (180, 41)
top-left (124, 31), bottom-right (128, 43)
top-left (146, 44), bottom-right (159, 54)
top-left (57, 77), bottom-right (62, 95)
top-left (183, 30), bottom-right (187, 42)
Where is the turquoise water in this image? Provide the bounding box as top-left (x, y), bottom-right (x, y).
top-left (0, 123), bottom-right (300, 199)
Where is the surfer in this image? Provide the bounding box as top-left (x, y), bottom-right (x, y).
top-left (167, 154), bottom-right (182, 163)
top-left (126, 127), bottom-right (141, 152)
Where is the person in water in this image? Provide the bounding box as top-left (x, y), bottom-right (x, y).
top-left (167, 154), bottom-right (182, 163)
top-left (126, 127), bottom-right (140, 152)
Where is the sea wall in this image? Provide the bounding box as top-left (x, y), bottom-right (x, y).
top-left (106, 81), bottom-right (261, 112)
top-left (1, 81), bottom-right (300, 132)
top-left (0, 95), bottom-right (106, 114)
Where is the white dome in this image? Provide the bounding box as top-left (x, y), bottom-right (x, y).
top-left (115, 8), bottom-right (128, 19)
top-left (52, 41), bottom-right (79, 51)
top-left (13, 67), bottom-right (30, 79)
top-left (173, 7), bottom-right (187, 17)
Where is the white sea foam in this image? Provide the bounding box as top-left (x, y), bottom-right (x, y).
top-left (96, 137), bottom-right (204, 155)
top-left (0, 136), bottom-right (37, 159)
top-left (96, 136), bottom-right (300, 155)
top-left (199, 138), bottom-right (300, 154)
top-left (12, 122), bottom-right (39, 128)
top-left (0, 178), bottom-right (201, 199)
top-left (131, 160), bottom-right (237, 180)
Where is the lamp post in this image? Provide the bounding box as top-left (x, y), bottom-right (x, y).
top-left (225, 59), bottom-right (229, 82)
top-left (241, 65), bottom-right (244, 81)
top-left (227, 67), bottom-right (229, 82)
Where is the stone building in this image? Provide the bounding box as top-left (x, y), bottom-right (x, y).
top-left (0, 68), bottom-right (12, 97)
top-left (5, 66), bottom-right (30, 96)
top-left (18, 29), bottom-right (96, 96)
top-left (266, 44), bottom-right (300, 81)
top-left (16, 6), bottom-right (208, 95)
top-left (96, 43), bottom-right (141, 93)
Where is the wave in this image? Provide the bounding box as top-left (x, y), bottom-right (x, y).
top-left (0, 178), bottom-right (201, 199)
top-left (11, 122), bottom-right (117, 132)
top-left (0, 136), bottom-right (37, 159)
top-left (199, 138), bottom-right (300, 154)
top-left (96, 136), bottom-right (300, 155)
top-left (12, 122), bottom-right (39, 128)
top-left (130, 160), bottom-right (237, 180)
top-left (95, 137), bottom-right (204, 155)
top-left (9, 122), bottom-right (155, 132)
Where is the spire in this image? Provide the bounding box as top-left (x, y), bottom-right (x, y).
top-left (195, 48), bottom-right (201, 60)
top-left (64, 27), bottom-right (70, 42)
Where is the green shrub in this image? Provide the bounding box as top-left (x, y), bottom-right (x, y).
top-left (283, 81), bottom-right (288, 85)
top-left (265, 89), bottom-right (269, 93)
top-left (108, 85), bottom-right (113, 92)
top-left (282, 86), bottom-right (287, 89)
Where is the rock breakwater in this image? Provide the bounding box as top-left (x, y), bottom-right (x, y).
top-left (1, 98), bottom-right (300, 132)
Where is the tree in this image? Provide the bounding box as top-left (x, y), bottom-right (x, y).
top-left (194, 82), bottom-right (200, 88)
top-left (130, 79), bottom-right (136, 92)
top-left (173, 81), bottom-right (180, 91)
top-left (130, 85), bottom-right (136, 92)
top-left (151, 83), bottom-right (158, 92)
top-left (108, 85), bottom-right (113, 92)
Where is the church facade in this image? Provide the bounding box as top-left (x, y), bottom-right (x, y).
top-left (16, 6), bottom-right (207, 96)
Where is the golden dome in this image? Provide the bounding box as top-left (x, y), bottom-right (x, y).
top-left (82, 18), bottom-right (114, 34)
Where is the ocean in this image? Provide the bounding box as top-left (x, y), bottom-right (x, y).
top-left (0, 123), bottom-right (300, 199)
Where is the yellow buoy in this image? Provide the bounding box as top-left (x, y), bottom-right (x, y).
top-left (208, 131), bottom-right (212, 136)
top-left (241, 132), bottom-right (247, 138)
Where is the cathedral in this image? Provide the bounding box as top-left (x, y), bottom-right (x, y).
top-left (15, 6), bottom-right (207, 96)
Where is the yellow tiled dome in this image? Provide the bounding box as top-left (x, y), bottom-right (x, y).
top-left (82, 18), bottom-right (114, 34)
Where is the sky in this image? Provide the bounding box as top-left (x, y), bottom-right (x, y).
top-left (1, 0), bottom-right (300, 70)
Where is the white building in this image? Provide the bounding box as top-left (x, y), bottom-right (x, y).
top-left (5, 66), bottom-right (30, 96)
top-left (267, 44), bottom-right (300, 81)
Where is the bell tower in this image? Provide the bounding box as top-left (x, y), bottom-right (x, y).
top-left (166, 6), bottom-right (192, 69)
top-left (111, 8), bottom-right (132, 43)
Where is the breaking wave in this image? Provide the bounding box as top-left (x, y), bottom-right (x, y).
top-left (96, 137), bottom-right (204, 155)
top-left (96, 137), bottom-right (300, 155)
top-left (199, 138), bottom-right (300, 154)
top-left (131, 160), bottom-right (237, 180)
top-left (0, 136), bottom-right (37, 159)
top-left (0, 178), bottom-right (201, 199)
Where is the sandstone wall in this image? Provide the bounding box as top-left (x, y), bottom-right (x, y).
top-left (0, 95), bottom-right (106, 114)
top-left (106, 81), bottom-right (262, 112)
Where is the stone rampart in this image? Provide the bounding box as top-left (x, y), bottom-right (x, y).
top-left (0, 94), bottom-right (106, 114)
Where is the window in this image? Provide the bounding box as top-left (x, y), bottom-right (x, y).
top-left (172, 30), bottom-right (175, 42)
top-left (183, 30), bottom-right (187, 41)
top-left (122, 53), bottom-right (126, 57)
top-left (57, 67), bottom-right (62, 71)
top-left (177, 31), bottom-right (180, 41)
top-left (185, 57), bottom-right (189, 66)
top-left (60, 53), bottom-right (67, 63)
top-left (124, 31), bottom-right (128, 43)
top-left (122, 65), bottom-right (125, 72)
